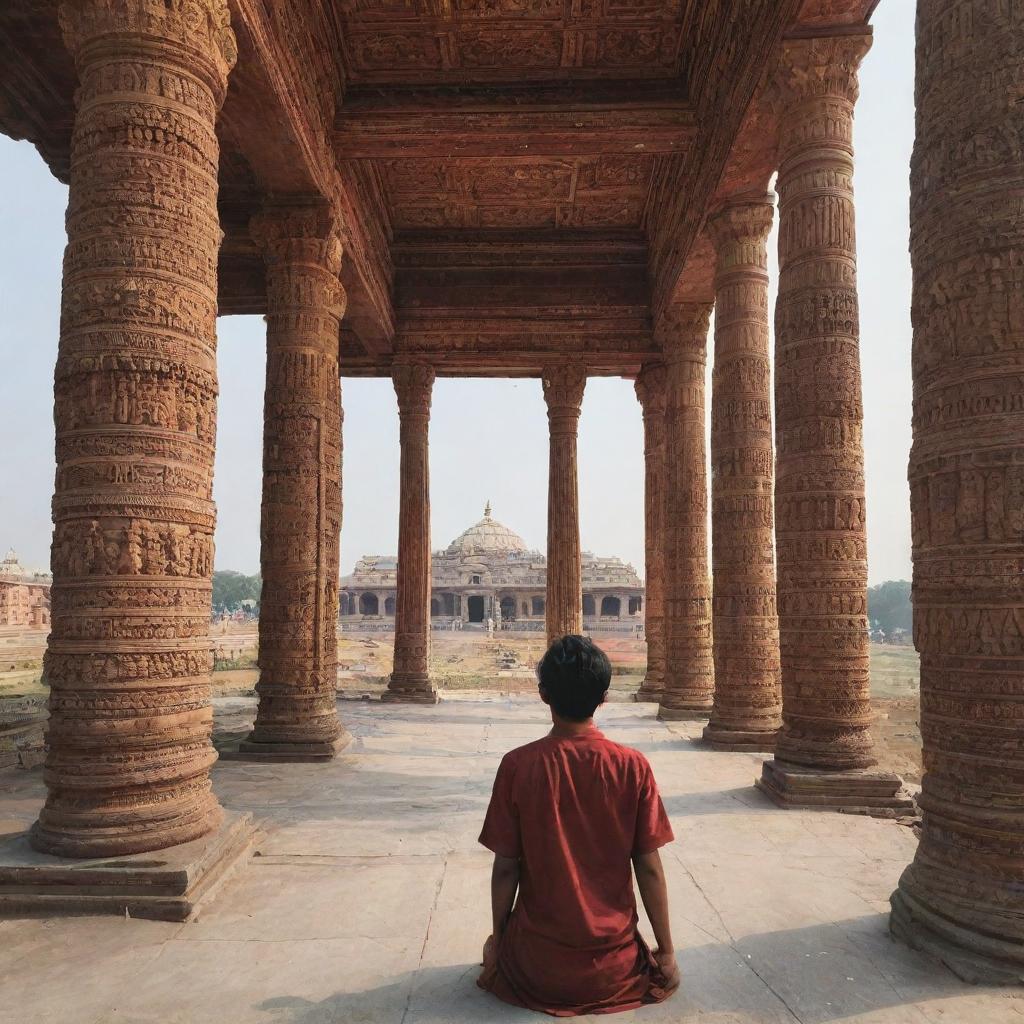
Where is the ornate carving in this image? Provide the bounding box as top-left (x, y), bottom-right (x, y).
top-left (384, 363), bottom-right (437, 703)
top-left (703, 198), bottom-right (781, 750)
top-left (765, 33), bottom-right (875, 773)
top-left (657, 302), bottom-right (714, 720)
top-left (30, 0), bottom-right (235, 858)
top-left (542, 364), bottom-right (587, 645)
top-left (891, 0), bottom-right (1024, 981)
top-left (634, 362), bottom-right (667, 702)
top-left (244, 203), bottom-right (348, 757)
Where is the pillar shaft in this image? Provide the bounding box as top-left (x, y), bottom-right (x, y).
top-left (385, 364), bottom-right (437, 704)
top-left (704, 199), bottom-right (782, 751)
top-left (771, 36), bottom-right (875, 770)
top-left (658, 304), bottom-right (715, 721)
top-left (35, 0), bottom-right (236, 857)
top-left (542, 365), bottom-right (586, 646)
top-left (245, 205), bottom-right (347, 758)
top-left (634, 363), bottom-right (667, 702)
top-left (891, 0), bottom-right (1024, 982)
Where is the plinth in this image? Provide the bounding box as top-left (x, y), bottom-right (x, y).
top-left (0, 812), bottom-right (256, 922)
top-left (702, 723), bottom-right (777, 753)
top-left (756, 759), bottom-right (915, 817)
top-left (227, 731), bottom-right (352, 763)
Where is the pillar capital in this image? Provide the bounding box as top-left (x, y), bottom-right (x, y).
top-left (392, 363), bottom-right (436, 418)
top-left (707, 197), bottom-right (775, 259)
top-left (634, 362), bottom-right (667, 419)
top-left (773, 33), bottom-right (872, 108)
top-left (59, 0), bottom-right (236, 94)
top-left (250, 202), bottom-right (345, 277)
top-left (655, 302), bottom-right (712, 357)
top-left (542, 364), bottom-right (586, 421)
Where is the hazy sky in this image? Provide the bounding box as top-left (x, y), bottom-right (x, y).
top-left (0, 3), bottom-right (914, 584)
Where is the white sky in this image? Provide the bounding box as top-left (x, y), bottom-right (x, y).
top-left (0, 2), bottom-right (914, 584)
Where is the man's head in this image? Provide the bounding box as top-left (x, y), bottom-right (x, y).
top-left (537, 634), bottom-right (611, 722)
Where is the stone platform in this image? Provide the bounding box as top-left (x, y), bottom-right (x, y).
top-left (0, 695), bottom-right (1020, 1023)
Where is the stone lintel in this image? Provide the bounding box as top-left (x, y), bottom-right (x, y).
top-left (756, 760), bottom-right (915, 818)
top-left (0, 812), bottom-right (255, 923)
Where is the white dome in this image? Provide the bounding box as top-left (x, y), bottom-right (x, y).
top-left (446, 503), bottom-right (528, 557)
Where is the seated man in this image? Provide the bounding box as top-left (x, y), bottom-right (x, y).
top-left (477, 634), bottom-right (679, 1017)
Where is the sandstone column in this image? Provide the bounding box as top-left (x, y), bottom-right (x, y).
top-left (241, 204), bottom-right (348, 761)
top-left (658, 304), bottom-right (715, 721)
top-left (634, 363), bottom-right (668, 702)
top-left (757, 36), bottom-right (908, 811)
top-left (703, 199), bottom-right (782, 751)
top-left (384, 363), bottom-right (438, 704)
top-left (542, 365), bottom-right (586, 646)
top-left (890, 1), bottom-right (1024, 981)
top-left (34, 0), bottom-right (236, 857)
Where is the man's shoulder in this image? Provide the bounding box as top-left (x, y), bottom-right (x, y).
top-left (594, 736), bottom-right (653, 772)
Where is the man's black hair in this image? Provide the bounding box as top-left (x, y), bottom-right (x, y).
top-left (537, 634), bottom-right (611, 722)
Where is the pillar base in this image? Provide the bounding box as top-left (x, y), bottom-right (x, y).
top-left (756, 759), bottom-right (915, 817)
top-left (381, 685), bottom-right (440, 705)
top-left (702, 722), bottom-right (778, 753)
top-left (634, 683), bottom-right (664, 704)
top-left (890, 880), bottom-right (1024, 985)
top-left (227, 731), bottom-right (351, 763)
top-left (658, 705), bottom-right (712, 722)
top-left (0, 812), bottom-right (255, 923)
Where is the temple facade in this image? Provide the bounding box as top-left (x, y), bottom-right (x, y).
top-left (0, 550), bottom-right (51, 629)
top-left (340, 504), bottom-right (643, 630)
top-left (0, 0), bottom-right (1022, 982)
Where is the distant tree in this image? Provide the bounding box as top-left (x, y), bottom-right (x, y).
top-left (212, 570), bottom-right (262, 613)
top-left (867, 580), bottom-right (912, 634)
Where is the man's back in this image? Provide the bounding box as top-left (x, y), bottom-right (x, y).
top-left (478, 726), bottom-right (674, 1016)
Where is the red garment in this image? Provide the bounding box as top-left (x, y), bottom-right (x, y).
top-left (477, 726), bottom-right (675, 1017)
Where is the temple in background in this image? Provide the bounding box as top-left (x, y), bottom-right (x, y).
top-left (0, 549), bottom-right (50, 629)
top-left (341, 504), bottom-right (643, 632)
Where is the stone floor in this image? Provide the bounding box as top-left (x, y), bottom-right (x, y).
top-left (1, 695), bottom-right (1022, 1024)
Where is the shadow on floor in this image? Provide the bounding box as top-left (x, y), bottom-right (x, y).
top-left (252, 915), bottom-right (1003, 1024)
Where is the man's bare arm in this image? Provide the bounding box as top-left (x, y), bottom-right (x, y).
top-left (491, 853), bottom-right (520, 939)
top-left (632, 849), bottom-right (679, 989)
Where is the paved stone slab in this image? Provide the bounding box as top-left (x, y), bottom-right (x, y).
top-left (0, 697), bottom-right (1021, 1024)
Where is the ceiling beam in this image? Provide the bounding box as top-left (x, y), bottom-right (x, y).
top-left (335, 81), bottom-right (695, 158)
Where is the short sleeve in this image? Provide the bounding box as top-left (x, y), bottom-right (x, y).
top-left (633, 761), bottom-right (674, 856)
top-left (479, 753), bottom-right (521, 859)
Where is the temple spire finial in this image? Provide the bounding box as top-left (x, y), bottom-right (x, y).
top-left (484, 500), bottom-right (492, 520)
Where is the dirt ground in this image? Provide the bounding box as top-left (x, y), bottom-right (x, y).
top-left (0, 624), bottom-right (922, 781)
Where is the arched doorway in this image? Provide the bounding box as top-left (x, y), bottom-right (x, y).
top-left (467, 595), bottom-right (486, 623)
top-left (384, 596), bottom-right (396, 615)
top-left (629, 596), bottom-right (642, 615)
top-left (359, 593), bottom-right (379, 615)
top-left (500, 596), bottom-right (516, 621)
top-left (582, 594), bottom-right (596, 616)
top-left (431, 597), bottom-right (441, 616)
top-left (600, 595), bottom-right (621, 617)
top-left (532, 596), bottom-right (545, 617)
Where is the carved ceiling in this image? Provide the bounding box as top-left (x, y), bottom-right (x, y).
top-left (0, 0), bottom-right (880, 375)
top-left (335, 0), bottom-right (689, 85)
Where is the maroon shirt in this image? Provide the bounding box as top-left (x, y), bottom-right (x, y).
top-left (478, 726), bottom-right (675, 1017)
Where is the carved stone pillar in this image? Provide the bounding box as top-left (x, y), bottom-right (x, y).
top-left (384, 363), bottom-right (437, 704)
top-left (542, 365), bottom-right (586, 646)
top-left (890, 1), bottom-right (1024, 982)
top-left (703, 199), bottom-right (782, 751)
top-left (757, 36), bottom-right (909, 812)
top-left (33, 0), bottom-right (236, 857)
top-left (658, 304), bottom-right (715, 721)
top-left (634, 363), bottom-right (667, 703)
top-left (241, 204), bottom-right (348, 761)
